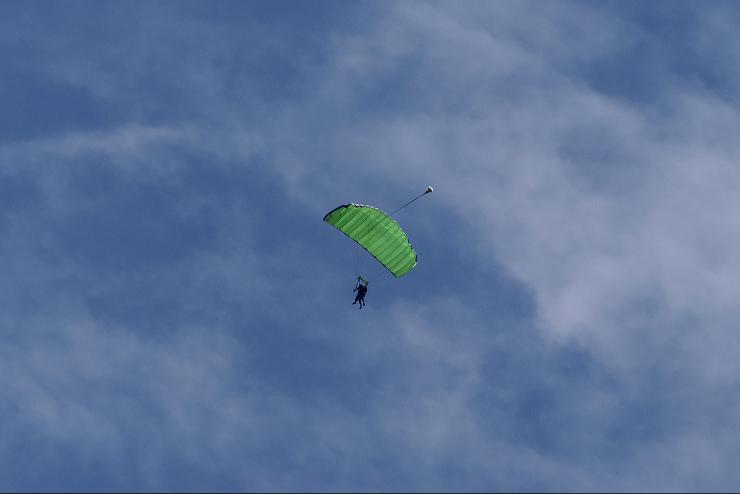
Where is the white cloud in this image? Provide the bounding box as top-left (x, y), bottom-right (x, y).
top-left (264, 2), bottom-right (740, 352)
top-left (5, 1), bottom-right (740, 490)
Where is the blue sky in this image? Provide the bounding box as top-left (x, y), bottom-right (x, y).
top-left (3, 1), bottom-right (740, 491)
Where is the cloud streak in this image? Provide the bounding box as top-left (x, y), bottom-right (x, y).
top-left (3, 1), bottom-right (740, 491)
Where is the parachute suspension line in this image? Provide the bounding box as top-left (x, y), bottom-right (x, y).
top-left (354, 241), bottom-right (362, 284)
top-left (389, 186), bottom-right (434, 216)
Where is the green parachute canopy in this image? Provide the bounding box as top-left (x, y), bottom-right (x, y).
top-left (323, 204), bottom-right (417, 278)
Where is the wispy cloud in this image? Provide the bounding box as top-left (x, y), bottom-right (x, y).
top-left (3, 1), bottom-right (740, 491)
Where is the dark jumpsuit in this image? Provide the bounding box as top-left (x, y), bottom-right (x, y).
top-left (353, 283), bottom-right (368, 306)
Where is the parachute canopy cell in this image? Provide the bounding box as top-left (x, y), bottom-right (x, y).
top-left (323, 204), bottom-right (417, 278)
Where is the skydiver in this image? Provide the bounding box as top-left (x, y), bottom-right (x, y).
top-left (353, 276), bottom-right (369, 309)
